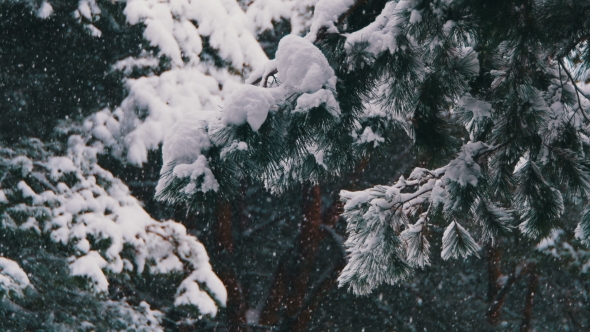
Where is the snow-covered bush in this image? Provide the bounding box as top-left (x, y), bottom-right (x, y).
top-left (0, 138), bottom-right (225, 330)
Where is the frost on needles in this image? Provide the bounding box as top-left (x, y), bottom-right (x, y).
top-left (155, 0), bottom-right (590, 297)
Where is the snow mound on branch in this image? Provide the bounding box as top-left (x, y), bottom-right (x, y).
top-left (444, 141), bottom-right (486, 187)
top-left (345, 1), bottom-right (403, 57)
top-left (36, 1), bottom-right (53, 19)
top-left (69, 251), bottom-right (109, 292)
top-left (0, 257), bottom-right (30, 297)
top-left (294, 89), bottom-right (340, 117)
top-left (156, 110), bottom-right (218, 195)
top-left (222, 84), bottom-right (278, 131)
top-left (306, 0), bottom-right (356, 42)
top-left (276, 35), bottom-right (337, 93)
top-left (1, 141), bottom-right (226, 316)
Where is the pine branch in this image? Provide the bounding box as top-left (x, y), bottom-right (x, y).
top-left (558, 59), bottom-right (590, 122)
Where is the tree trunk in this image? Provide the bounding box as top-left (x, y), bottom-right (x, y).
top-left (519, 271), bottom-right (539, 332)
top-left (486, 245), bottom-right (502, 302)
top-left (283, 184), bottom-right (323, 318)
top-left (291, 225), bottom-right (347, 331)
top-left (216, 199), bottom-right (250, 332)
top-left (487, 263), bottom-right (527, 325)
top-left (258, 246), bottom-right (292, 326)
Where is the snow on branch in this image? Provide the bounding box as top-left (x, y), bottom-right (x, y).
top-left (0, 139), bottom-right (226, 318)
top-left (81, 0), bottom-right (268, 166)
top-left (0, 257), bottom-right (30, 298)
top-left (338, 141), bottom-right (500, 293)
top-left (157, 34), bottom-right (342, 198)
top-left (306, 0), bottom-right (359, 42)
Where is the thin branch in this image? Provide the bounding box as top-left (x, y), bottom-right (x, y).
top-left (558, 59), bottom-right (590, 122)
top-left (250, 69), bottom-right (278, 88)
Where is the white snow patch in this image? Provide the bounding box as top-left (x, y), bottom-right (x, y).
top-left (37, 1), bottom-right (53, 19)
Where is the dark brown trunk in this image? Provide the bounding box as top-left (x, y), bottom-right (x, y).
top-left (284, 184), bottom-right (323, 318)
top-left (215, 199), bottom-right (250, 332)
top-left (487, 278), bottom-right (514, 325)
top-left (291, 261), bottom-right (345, 332)
top-left (236, 181), bottom-right (250, 232)
top-left (259, 157), bottom-right (370, 330)
top-left (291, 226), bottom-right (347, 331)
top-left (258, 246), bottom-right (292, 326)
top-left (216, 200), bottom-right (234, 254)
top-left (486, 245), bottom-right (502, 302)
top-left (519, 271), bottom-right (539, 332)
top-left (487, 263), bottom-right (527, 325)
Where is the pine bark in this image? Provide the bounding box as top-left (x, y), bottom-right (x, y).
top-left (486, 245), bottom-right (502, 302)
top-left (284, 184), bottom-right (323, 318)
top-left (291, 226), bottom-right (347, 331)
top-left (519, 271), bottom-right (539, 332)
top-left (258, 247), bottom-right (292, 326)
top-left (487, 264), bottom-right (524, 325)
top-left (215, 199), bottom-right (250, 332)
top-left (259, 158), bottom-right (369, 329)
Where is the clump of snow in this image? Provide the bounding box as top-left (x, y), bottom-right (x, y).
top-left (455, 94), bottom-right (492, 140)
top-left (46, 156), bottom-right (77, 180)
top-left (37, 1), bottom-right (53, 19)
top-left (306, 0), bottom-right (356, 42)
top-left (156, 110), bottom-right (218, 196)
top-left (444, 141), bottom-right (487, 187)
top-left (356, 127), bottom-right (385, 147)
top-left (173, 155), bottom-right (220, 194)
top-left (222, 84), bottom-right (278, 131)
top-left (70, 251), bottom-right (109, 292)
top-left (276, 35), bottom-right (337, 93)
top-left (294, 89), bottom-right (340, 117)
top-left (409, 9), bottom-right (422, 23)
top-left (174, 267), bottom-right (226, 316)
top-left (11, 156), bottom-right (33, 176)
top-left (344, 2), bottom-right (403, 58)
top-left (0, 257), bottom-right (30, 297)
top-left (245, 0), bottom-right (319, 36)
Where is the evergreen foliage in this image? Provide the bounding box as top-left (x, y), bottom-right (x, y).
top-left (0, 138), bottom-right (226, 330)
top-left (159, 0), bottom-right (590, 298)
top-left (5, 0), bottom-right (590, 330)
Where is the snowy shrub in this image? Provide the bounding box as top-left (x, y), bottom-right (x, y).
top-left (0, 139), bottom-right (225, 329)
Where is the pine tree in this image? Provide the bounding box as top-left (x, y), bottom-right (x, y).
top-left (157, 0), bottom-right (590, 329)
top-left (1, 0), bottom-right (231, 329)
